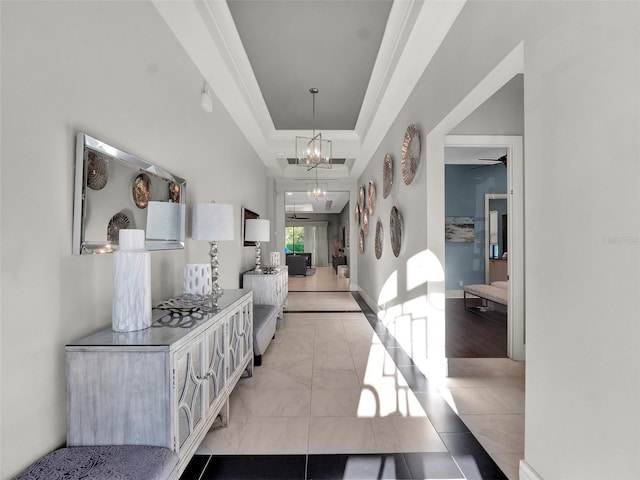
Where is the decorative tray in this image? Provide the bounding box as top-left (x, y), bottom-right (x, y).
top-left (156, 294), bottom-right (211, 313)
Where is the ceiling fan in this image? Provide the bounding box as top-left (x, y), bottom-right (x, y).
top-left (473, 154), bottom-right (507, 169)
top-left (287, 203), bottom-right (310, 220)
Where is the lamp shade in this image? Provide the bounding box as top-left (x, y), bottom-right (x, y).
top-left (245, 219), bottom-right (270, 242)
top-left (146, 201), bottom-right (185, 241)
top-left (192, 203), bottom-right (234, 241)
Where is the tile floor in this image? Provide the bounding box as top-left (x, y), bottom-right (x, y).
top-left (181, 268), bottom-right (524, 479)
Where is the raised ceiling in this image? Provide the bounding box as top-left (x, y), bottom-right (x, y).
top-left (151, 0), bottom-right (466, 179)
top-left (227, 0), bottom-right (392, 132)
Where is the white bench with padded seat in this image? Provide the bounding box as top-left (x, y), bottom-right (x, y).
top-left (252, 304), bottom-right (278, 366)
top-left (464, 280), bottom-right (508, 310)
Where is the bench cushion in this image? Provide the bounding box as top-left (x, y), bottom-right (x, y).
top-left (253, 304), bottom-right (278, 356)
top-left (15, 445), bottom-right (179, 480)
top-left (464, 284), bottom-right (508, 305)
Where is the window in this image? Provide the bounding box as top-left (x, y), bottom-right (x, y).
top-left (285, 226), bottom-right (304, 253)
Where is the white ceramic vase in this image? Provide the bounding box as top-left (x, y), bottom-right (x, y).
top-left (112, 229), bottom-right (152, 332)
top-left (183, 263), bottom-right (212, 295)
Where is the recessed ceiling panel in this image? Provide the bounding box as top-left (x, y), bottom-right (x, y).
top-left (227, 0), bottom-right (392, 131)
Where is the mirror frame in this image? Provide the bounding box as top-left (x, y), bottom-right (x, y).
top-left (72, 133), bottom-right (187, 254)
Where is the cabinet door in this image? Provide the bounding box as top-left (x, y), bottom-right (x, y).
top-left (228, 301), bottom-right (253, 375)
top-left (241, 300), bottom-right (252, 359)
top-left (204, 320), bottom-right (227, 410)
top-left (227, 307), bottom-right (244, 374)
top-left (173, 340), bottom-right (205, 451)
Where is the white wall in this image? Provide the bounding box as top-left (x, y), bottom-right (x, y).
top-left (357, 1), bottom-right (640, 478)
top-left (0, 2), bottom-right (267, 478)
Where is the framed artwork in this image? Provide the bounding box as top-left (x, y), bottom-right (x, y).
top-left (242, 207), bottom-right (259, 246)
top-left (445, 216), bottom-right (475, 243)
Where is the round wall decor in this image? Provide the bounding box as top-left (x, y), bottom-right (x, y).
top-left (107, 212), bottom-right (131, 243)
top-left (132, 173), bottom-right (151, 209)
top-left (362, 210), bottom-right (369, 236)
top-left (375, 219), bottom-right (383, 259)
top-left (401, 124), bottom-right (421, 185)
top-left (368, 181), bottom-right (376, 216)
top-left (390, 206), bottom-right (402, 257)
top-left (383, 154), bottom-right (393, 199)
top-left (86, 150), bottom-right (109, 190)
top-left (358, 228), bottom-right (365, 254)
top-left (358, 184), bottom-right (365, 211)
top-left (354, 203), bottom-right (361, 225)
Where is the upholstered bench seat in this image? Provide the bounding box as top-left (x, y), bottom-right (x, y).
top-left (253, 304), bottom-right (278, 366)
top-left (464, 281), bottom-right (508, 308)
top-left (14, 445), bottom-right (179, 480)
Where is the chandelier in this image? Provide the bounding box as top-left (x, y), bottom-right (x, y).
top-left (308, 167), bottom-right (327, 199)
top-left (295, 87), bottom-right (332, 170)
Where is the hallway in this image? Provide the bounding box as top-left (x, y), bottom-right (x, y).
top-left (180, 268), bottom-right (522, 479)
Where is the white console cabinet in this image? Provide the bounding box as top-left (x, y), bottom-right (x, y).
top-left (242, 266), bottom-right (288, 317)
top-left (66, 289), bottom-right (253, 477)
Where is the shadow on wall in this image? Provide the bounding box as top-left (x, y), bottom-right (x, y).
top-left (376, 250), bottom-right (446, 379)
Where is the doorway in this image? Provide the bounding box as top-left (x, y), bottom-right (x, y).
top-left (445, 135), bottom-right (524, 361)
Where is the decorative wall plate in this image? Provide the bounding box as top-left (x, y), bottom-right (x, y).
top-left (132, 173), bottom-right (151, 209)
top-left (169, 182), bottom-right (180, 203)
top-left (390, 206), bottom-right (402, 257)
top-left (383, 153), bottom-right (393, 199)
top-left (368, 181), bottom-right (376, 215)
top-left (86, 150), bottom-right (109, 190)
top-left (354, 203), bottom-right (361, 225)
top-left (358, 184), bottom-right (365, 211)
top-left (358, 228), bottom-right (365, 254)
top-left (362, 210), bottom-right (369, 236)
top-left (401, 124), bottom-right (421, 185)
top-left (375, 219), bottom-right (383, 259)
top-left (107, 212), bottom-right (131, 242)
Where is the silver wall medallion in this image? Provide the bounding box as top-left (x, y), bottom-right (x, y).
top-left (132, 173), bottom-right (151, 209)
top-left (86, 150), bottom-right (109, 190)
top-left (107, 212), bottom-right (131, 242)
top-left (368, 181), bottom-right (376, 216)
top-left (362, 209), bottom-right (369, 236)
top-left (390, 206), bottom-right (402, 257)
top-left (354, 203), bottom-right (361, 225)
top-left (375, 219), bottom-right (383, 259)
top-left (383, 153), bottom-right (393, 199)
top-left (358, 228), bottom-right (365, 254)
top-left (358, 184), bottom-right (365, 211)
top-left (401, 124), bottom-right (421, 185)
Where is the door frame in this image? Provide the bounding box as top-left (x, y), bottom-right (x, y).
top-left (485, 193), bottom-right (508, 284)
top-left (446, 134), bottom-right (524, 361)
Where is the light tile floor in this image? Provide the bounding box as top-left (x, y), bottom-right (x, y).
top-left (197, 307), bottom-right (449, 456)
top-left (198, 269), bottom-right (525, 479)
top-left (436, 358), bottom-right (525, 479)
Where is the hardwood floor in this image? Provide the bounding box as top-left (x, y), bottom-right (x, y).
top-left (445, 298), bottom-right (507, 358)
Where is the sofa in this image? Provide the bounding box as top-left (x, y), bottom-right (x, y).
top-left (286, 254), bottom-right (307, 276)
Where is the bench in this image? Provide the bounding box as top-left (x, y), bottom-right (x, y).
top-left (14, 445), bottom-right (179, 480)
top-left (464, 281), bottom-right (508, 310)
top-left (253, 304), bottom-right (278, 366)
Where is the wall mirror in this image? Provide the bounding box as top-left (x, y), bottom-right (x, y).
top-left (73, 133), bottom-right (187, 254)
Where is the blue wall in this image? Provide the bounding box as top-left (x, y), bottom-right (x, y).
top-left (445, 164), bottom-right (507, 290)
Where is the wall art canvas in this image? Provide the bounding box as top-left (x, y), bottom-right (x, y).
top-left (445, 216), bottom-right (475, 243)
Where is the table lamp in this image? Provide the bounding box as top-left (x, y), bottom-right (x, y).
top-left (192, 202), bottom-right (234, 296)
top-left (245, 219), bottom-right (270, 273)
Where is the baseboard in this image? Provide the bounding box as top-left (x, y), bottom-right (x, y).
top-left (357, 287), bottom-right (381, 313)
top-left (519, 460), bottom-right (543, 480)
top-left (446, 289), bottom-right (464, 298)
